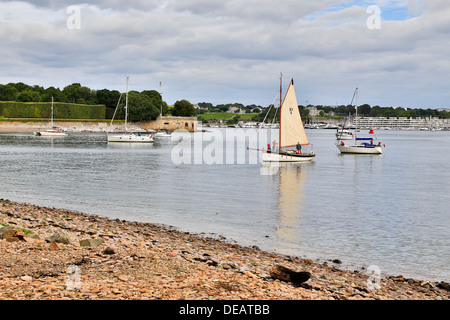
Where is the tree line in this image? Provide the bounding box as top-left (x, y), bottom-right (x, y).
top-left (0, 82), bottom-right (197, 121)
top-left (1, 82), bottom-right (447, 121)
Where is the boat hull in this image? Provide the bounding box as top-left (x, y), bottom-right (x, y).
top-left (107, 133), bottom-right (154, 143)
top-left (336, 134), bottom-right (353, 140)
top-left (155, 133), bottom-right (171, 137)
top-left (337, 144), bottom-right (382, 154)
top-left (262, 150), bottom-right (315, 162)
top-left (34, 131), bottom-right (66, 136)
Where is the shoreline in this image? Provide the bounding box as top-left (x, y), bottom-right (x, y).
top-left (1, 198), bottom-right (448, 300)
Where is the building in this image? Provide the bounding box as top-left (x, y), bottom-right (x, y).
top-left (352, 116), bottom-right (449, 130)
top-left (140, 116), bottom-right (198, 132)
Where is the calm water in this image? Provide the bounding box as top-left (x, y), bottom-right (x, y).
top-left (0, 129), bottom-right (449, 282)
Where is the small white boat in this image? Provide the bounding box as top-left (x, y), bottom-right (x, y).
top-left (260, 76), bottom-right (315, 162)
top-left (337, 139), bottom-right (383, 154)
top-left (155, 129), bottom-right (172, 137)
top-left (336, 88), bottom-right (383, 155)
top-left (335, 129), bottom-right (353, 140)
top-left (107, 76), bottom-right (154, 143)
top-left (33, 97), bottom-right (67, 137)
top-left (107, 132), bottom-right (154, 142)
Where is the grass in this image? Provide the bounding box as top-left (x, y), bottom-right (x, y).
top-left (0, 222), bottom-right (33, 235)
top-left (198, 112), bottom-right (257, 122)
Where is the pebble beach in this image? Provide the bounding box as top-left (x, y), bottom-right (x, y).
top-left (1, 198), bottom-right (449, 301)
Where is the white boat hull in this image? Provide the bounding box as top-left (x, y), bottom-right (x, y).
top-left (107, 133), bottom-right (154, 143)
top-left (155, 132), bottom-right (171, 137)
top-left (336, 133), bottom-right (353, 140)
top-left (262, 150), bottom-right (315, 162)
top-left (337, 144), bottom-right (382, 154)
top-left (34, 131), bottom-right (66, 136)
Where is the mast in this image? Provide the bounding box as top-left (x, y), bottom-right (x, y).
top-left (125, 76), bottom-right (129, 132)
top-left (51, 96), bottom-right (54, 128)
top-left (159, 81), bottom-right (163, 117)
top-left (279, 72), bottom-right (282, 150)
top-left (355, 87), bottom-right (358, 140)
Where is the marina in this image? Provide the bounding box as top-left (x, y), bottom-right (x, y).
top-left (0, 128), bottom-right (449, 283)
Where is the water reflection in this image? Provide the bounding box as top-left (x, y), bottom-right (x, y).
top-left (268, 163), bottom-right (309, 243)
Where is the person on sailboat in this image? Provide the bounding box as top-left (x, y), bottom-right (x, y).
top-left (296, 142), bottom-right (302, 154)
top-left (272, 140), bottom-right (278, 151)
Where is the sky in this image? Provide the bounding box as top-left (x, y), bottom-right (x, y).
top-left (0, 0), bottom-right (449, 108)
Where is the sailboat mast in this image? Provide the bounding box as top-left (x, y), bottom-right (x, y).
top-left (279, 73), bottom-right (282, 150)
top-left (51, 96), bottom-right (54, 128)
top-left (355, 87), bottom-right (358, 140)
top-left (160, 81), bottom-right (162, 117)
top-left (125, 76), bottom-right (129, 132)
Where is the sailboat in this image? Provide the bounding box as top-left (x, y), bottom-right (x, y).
top-left (154, 81), bottom-right (172, 138)
top-left (33, 97), bottom-right (66, 136)
top-left (336, 88), bottom-right (383, 154)
top-left (262, 77), bottom-right (315, 162)
top-left (335, 129), bottom-right (353, 140)
top-left (107, 76), bottom-right (154, 143)
top-left (155, 128), bottom-right (171, 137)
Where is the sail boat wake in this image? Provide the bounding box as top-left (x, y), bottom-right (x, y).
top-left (262, 77), bottom-right (315, 162)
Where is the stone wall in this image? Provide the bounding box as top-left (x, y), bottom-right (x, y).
top-left (139, 116), bottom-right (198, 132)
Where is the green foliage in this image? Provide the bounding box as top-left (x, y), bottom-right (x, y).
top-left (0, 84), bottom-right (19, 101)
top-left (0, 101), bottom-right (106, 119)
top-left (0, 81), bottom-right (167, 121)
top-left (172, 100), bottom-right (196, 117)
top-left (126, 91), bottom-right (160, 121)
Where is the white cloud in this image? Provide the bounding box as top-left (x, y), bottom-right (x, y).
top-left (0, 0), bottom-right (449, 108)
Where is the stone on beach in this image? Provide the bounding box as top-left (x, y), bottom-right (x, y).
top-left (45, 231), bottom-right (71, 244)
top-left (0, 199), bottom-right (449, 301)
top-left (269, 265), bottom-right (311, 285)
top-left (79, 238), bottom-right (105, 247)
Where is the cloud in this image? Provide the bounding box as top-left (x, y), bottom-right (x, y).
top-left (0, 0), bottom-right (449, 108)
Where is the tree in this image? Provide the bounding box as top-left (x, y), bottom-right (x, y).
top-left (172, 100), bottom-right (196, 117)
top-left (0, 84), bottom-right (19, 101)
top-left (63, 83), bottom-right (82, 103)
top-left (62, 83), bottom-right (95, 104)
top-left (141, 90), bottom-right (168, 116)
top-left (126, 92), bottom-right (160, 122)
top-left (42, 87), bottom-right (66, 102)
top-left (17, 90), bottom-right (41, 102)
top-left (359, 104), bottom-right (371, 116)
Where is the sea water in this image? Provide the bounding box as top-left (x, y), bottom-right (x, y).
top-left (0, 129), bottom-right (449, 282)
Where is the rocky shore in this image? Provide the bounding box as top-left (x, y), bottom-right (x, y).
top-left (1, 199), bottom-right (449, 301)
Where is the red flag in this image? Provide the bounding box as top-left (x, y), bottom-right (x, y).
top-left (369, 128), bottom-right (374, 134)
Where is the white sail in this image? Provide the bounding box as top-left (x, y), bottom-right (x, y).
top-left (261, 77), bottom-right (315, 162)
top-left (279, 80), bottom-right (309, 148)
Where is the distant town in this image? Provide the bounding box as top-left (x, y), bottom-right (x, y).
top-left (195, 103), bottom-right (450, 131)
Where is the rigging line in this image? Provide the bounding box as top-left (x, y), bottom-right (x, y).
top-left (109, 93), bottom-right (123, 130)
top-left (248, 93), bottom-right (279, 148)
top-left (337, 88), bottom-right (357, 140)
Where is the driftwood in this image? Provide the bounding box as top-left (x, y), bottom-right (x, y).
top-left (270, 265), bottom-right (310, 285)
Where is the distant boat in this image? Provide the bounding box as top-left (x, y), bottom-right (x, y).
top-left (33, 97), bottom-right (67, 136)
top-left (336, 88), bottom-right (383, 154)
top-left (261, 76), bottom-right (315, 162)
top-left (335, 129), bottom-right (353, 140)
top-left (155, 128), bottom-right (172, 137)
top-left (107, 76), bottom-right (154, 143)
